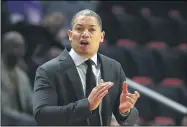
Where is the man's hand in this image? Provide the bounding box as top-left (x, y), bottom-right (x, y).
top-left (119, 81), bottom-right (140, 113)
top-left (88, 79), bottom-right (113, 111)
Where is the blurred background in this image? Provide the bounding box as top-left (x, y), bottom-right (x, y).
top-left (1, 1), bottom-right (187, 126)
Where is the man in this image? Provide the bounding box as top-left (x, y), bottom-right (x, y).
top-left (1, 31), bottom-right (35, 125)
top-left (33, 9), bottom-right (140, 126)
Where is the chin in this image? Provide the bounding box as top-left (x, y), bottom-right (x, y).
top-left (79, 51), bottom-right (90, 56)
top-left (79, 51), bottom-right (93, 58)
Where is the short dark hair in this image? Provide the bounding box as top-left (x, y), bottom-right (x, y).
top-left (71, 9), bottom-right (102, 30)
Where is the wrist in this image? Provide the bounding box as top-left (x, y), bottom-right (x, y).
top-left (121, 109), bottom-right (130, 114)
top-left (87, 98), bottom-right (93, 111)
top-left (120, 109), bottom-right (131, 117)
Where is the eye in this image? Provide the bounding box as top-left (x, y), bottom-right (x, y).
top-left (76, 27), bottom-right (83, 31)
top-left (90, 28), bottom-right (96, 32)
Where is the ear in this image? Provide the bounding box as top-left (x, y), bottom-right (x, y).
top-left (68, 30), bottom-right (72, 41)
top-left (100, 31), bottom-right (105, 43)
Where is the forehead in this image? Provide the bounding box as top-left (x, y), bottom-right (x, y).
top-left (11, 37), bottom-right (24, 45)
top-left (74, 15), bottom-right (99, 27)
top-left (4, 35), bottom-right (24, 47)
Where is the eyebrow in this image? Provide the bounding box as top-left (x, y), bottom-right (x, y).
top-left (76, 24), bottom-right (97, 27)
top-left (89, 25), bottom-right (97, 27)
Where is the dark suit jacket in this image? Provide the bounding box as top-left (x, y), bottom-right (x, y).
top-left (33, 49), bottom-right (138, 126)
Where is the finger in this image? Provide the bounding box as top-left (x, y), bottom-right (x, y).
top-left (134, 91), bottom-right (140, 98)
top-left (120, 102), bottom-right (133, 111)
top-left (126, 96), bottom-right (136, 105)
top-left (121, 102), bottom-right (133, 111)
top-left (95, 82), bottom-right (113, 98)
top-left (91, 84), bottom-right (106, 95)
top-left (121, 95), bottom-right (135, 105)
top-left (122, 81), bottom-right (128, 93)
top-left (97, 81), bottom-right (112, 89)
top-left (90, 82), bottom-right (112, 100)
top-left (97, 90), bottom-right (108, 100)
top-left (127, 93), bottom-right (138, 101)
top-left (96, 82), bottom-right (109, 90)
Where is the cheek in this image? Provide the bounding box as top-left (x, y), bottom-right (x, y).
top-left (71, 33), bottom-right (80, 48)
top-left (93, 37), bottom-right (102, 46)
top-left (90, 41), bottom-right (101, 52)
top-left (72, 32), bottom-right (80, 40)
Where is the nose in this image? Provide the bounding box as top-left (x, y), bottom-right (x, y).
top-left (81, 30), bottom-right (90, 38)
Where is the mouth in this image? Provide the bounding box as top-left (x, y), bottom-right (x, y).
top-left (80, 41), bottom-right (89, 46)
top-left (80, 40), bottom-right (89, 50)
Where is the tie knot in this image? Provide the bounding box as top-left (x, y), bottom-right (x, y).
top-left (85, 59), bottom-right (93, 67)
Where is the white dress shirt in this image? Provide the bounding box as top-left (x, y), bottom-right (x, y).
top-left (69, 48), bottom-right (101, 96)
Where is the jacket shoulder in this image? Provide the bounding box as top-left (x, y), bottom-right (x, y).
top-left (37, 57), bottom-right (60, 73)
top-left (100, 54), bottom-right (121, 67)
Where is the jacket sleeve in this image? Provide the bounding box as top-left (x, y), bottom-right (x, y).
top-left (112, 63), bottom-right (139, 126)
top-left (33, 66), bottom-right (92, 125)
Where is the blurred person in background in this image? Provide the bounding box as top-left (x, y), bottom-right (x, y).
top-left (5, 10), bottom-right (65, 62)
top-left (96, 2), bottom-right (122, 45)
top-left (45, 47), bottom-right (63, 61)
top-left (57, 28), bottom-right (72, 50)
top-left (33, 11), bottom-right (65, 57)
top-left (26, 11), bottom-right (66, 86)
top-left (1, 31), bottom-right (36, 125)
top-left (40, 12), bottom-right (66, 39)
top-left (42, 1), bottom-right (100, 28)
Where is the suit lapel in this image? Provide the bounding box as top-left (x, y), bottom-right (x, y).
top-left (59, 49), bottom-right (84, 100)
top-left (98, 54), bottom-right (113, 125)
top-left (66, 67), bottom-right (85, 100)
top-left (99, 54), bottom-right (113, 82)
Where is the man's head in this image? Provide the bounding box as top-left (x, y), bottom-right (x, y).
top-left (68, 9), bottom-right (105, 58)
top-left (2, 31), bottom-right (25, 64)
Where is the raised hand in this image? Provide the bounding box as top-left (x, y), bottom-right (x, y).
top-left (119, 81), bottom-right (140, 113)
top-left (88, 79), bottom-right (113, 111)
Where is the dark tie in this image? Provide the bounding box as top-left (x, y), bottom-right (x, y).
top-left (85, 59), bottom-right (101, 126)
top-left (85, 59), bottom-right (96, 97)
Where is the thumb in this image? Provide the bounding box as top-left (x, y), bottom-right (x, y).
top-left (122, 81), bottom-right (128, 93)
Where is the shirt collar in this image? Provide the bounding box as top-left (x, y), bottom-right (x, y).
top-left (69, 48), bottom-right (97, 66)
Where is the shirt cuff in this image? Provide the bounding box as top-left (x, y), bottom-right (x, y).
top-left (120, 109), bottom-right (131, 117)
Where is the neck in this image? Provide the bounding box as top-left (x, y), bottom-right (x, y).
top-left (2, 55), bottom-right (17, 69)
